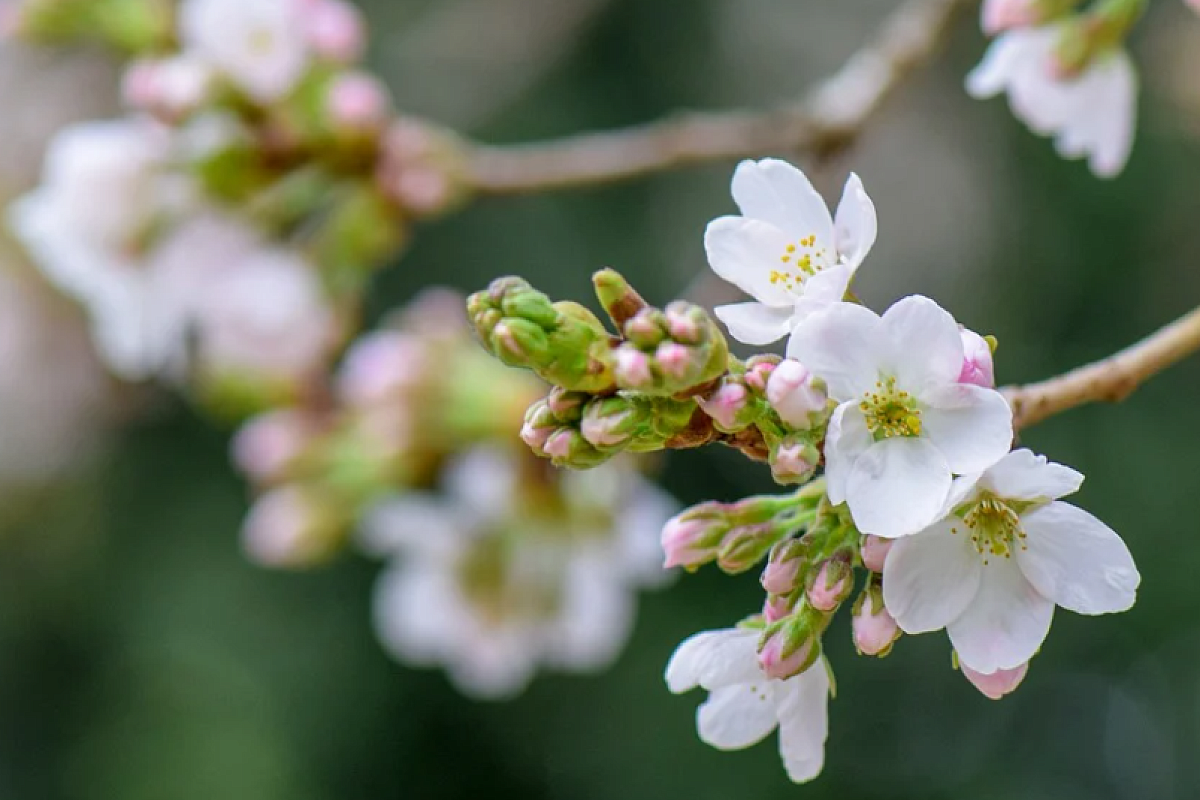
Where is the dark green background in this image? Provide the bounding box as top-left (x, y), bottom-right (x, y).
top-left (3, 0), bottom-right (1198, 797)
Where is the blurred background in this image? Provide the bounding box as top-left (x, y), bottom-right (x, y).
top-left (1, 0), bottom-right (1199, 798)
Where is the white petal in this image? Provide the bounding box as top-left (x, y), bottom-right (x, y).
top-left (845, 437), bottom-right (951, 539)
top-left (980, 448), bottom-right (1083, 501)
top-left (730, 158), bottom-right (834, 248)
top-left (714, 302), bottom-right (794, 345)
top-left (358, 494), bottom-right (465, 559)
top-left (919, 384), bottom-right (1014, 475)
top-left (787, 301), bottom-right (882, 400)
top-left (883, 517), bottom-right (983, 633)
top-left (665, 628), bottom-right (762, 693)
top-left (704, 216), bottom-right (797, 307)
top-left (947, 559), bottom-right (1055, 674)
top-left (697, 683), bottom-right (780, 750)
top-left (879, 296), bottom-right (964, 392)
top-left (800, 263), bottom-right (852, 304)
top-left (832, 173), bottom-right (877, 270)
top-left (443, 446), bottom-right (520, 517)
top-left (547, 552), bottom-right (635, 670)
top-left (776, 662), bottom-right (831, 783)
top-left (446, 628), bottom-right (539, 700)
top-left (822, 403), bottom-right (871, 505)
top-left (372, 563), bottom-right (456, 666)
top-left (965, 33), bottom-right (1028, 98)
top-left (1017, 501), bottom-right (1139, 615)
top-left (614, 478), bottom-right (680, 588)
top-left (1085, 52), bottom-right (1137, 178)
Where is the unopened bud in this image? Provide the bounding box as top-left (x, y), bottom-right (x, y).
top-left (958, 329), bottom-right (996, 388)
top-left (593, 268), bottom-right (649, 329)
top-left (491, 319), bottom-right (549, 365)
top-left (696, 380), bottom-right (753, 432)
top-left (852, 588), bottom-right (901, 656)
top-left (961, 661), bottom-right (1029, 700)
top-left (807, 560), bottom-right (852, 612)
top-left (336, 331), bottom-right (426, 406)
top-left (663, 302), bottom-right (703, 344)
top-left (242, 486), bottom-right (339, 568)
top-left (232, 410), bottom-right (316, 483)
top-left (545, 386), bottom-right (587, 421)
top-left (766, 359), bottom-right (828, 429)
top-left (520, 400), bottom-right (558, 450)
top-left (122, 56), bottom-right (214, 120)
top-left (614, 345), bottom-right (654, 389)
top-left (623, 309), bottom-right (666, 348)
top-left (717, 524), bottom-right (778, 574)
top-left (655, 342), bottom-right (692, 381)
top-left (542, 428), bottom-right (608, 468)
top-left (860, 534), bottom-right (893, 573)
top-left (761, 538), bottom-right (806, 595)
top-left (762, 594), bottom-right (793, 623)
top-left (305, 0), bottom-right (365, 62)
top-left (661, 504), bottom-right (730, 569)
top-left (580, 395), bottom-right (646, 448)
top-left (758, 613), bottom-right (820, 680)
top-left (742, 354), bottom-right (780, 393)
top-left (770, 438), bottom-right (819, 485)
top-left (327, 72), bottom-right (390, 131)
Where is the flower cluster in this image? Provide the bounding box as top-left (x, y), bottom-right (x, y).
top-left (469, 158), bottom-right (1142, 782)
top-left (967, 0), bottom-right (1143, 177)
top-left (7, 0), bottom-right (467, 412)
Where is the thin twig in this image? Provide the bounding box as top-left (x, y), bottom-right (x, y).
top-left (1002, 305), bottom-right (1200, 430)
top-left (464, 0), bottom-right (972, 195)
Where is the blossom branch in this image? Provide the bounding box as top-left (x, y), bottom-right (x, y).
top-left (1003, 304), bottom-right (1200, 430)
top-left (463, 0), bottom-right (972, 195)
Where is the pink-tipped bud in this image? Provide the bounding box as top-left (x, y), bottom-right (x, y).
top-left (654, 342), bottom-right (691, 380)
top-left (232, 410), bottom-right (315, 483)
top-left (853, 591), bottom-right (900, 656)
top-left (742, 357), bottom-right (777, 392)
top-left (306, 0), bottom-right (365, 62)
top-left (860, 534), bottom-right (893, 573)
top-left (623, 312), bottom-right (664, 348)
top-left (981, 0), bottom-right (1039, 35)
top-left (663, 306), bottom-right (702, 343)
top-left (390, 167), bottom-right (453, 215)
top-left (661, 506), bottom-right (729, 569)
top-left (520, 400), bottom-right (558, 451)
top-left (758, 624), bottom-right (817, 680)
top-left (766, 359), bottom-right (827, 429)
top-left (122, 56), bottom-right (213, 119)
top-left (961, 661), bottom-right (1029, 699)
top-left (327, 72), bottom-right (390, 131)
top-left (958, 329), bottom-right (996, 388)
top-left (615, 346), bottom-right (653, 388)
top-left (762, 557), bottom-right (801, 596)
top-left (807, 561), bottom-right (851, 612)
top-left (336, 332), bottom-right (426, 407)
top-left (580, 396), bottom-right (642, 448)
top-left (241, 486), bottom-right (333, 569)
top-left (763, 594), bottom-right (792, 623)
top-left (696, 382), bottom-right (750, 431)
top-left (770, 439), bottom-right (818, 485)
top-left (542, 429), bottom-right (576, 460)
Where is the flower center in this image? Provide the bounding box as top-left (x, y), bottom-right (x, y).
top-left (769, 235), bottom-right (830, 292)
top-left (953, 496), bottom-right (1027, 566)
top-left (859, 376), bottom-right (922, 440)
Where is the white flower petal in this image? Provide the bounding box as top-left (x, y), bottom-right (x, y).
top-left (832, 173), bottom-right (877, 270)
top-left (947, 560), bottom-right (1054, 674)
top-left (981, 448), bottom-right (1083, 501)
top-left (1017, 501), bottom-right (1139, 615)
top-left (446, 628), bottom-right (539, 700)
top-left (883, 517), bottom-right (983, 633)
top-left (730, 158), bottom-right (834, 248)
top-left (372, 563), bottom-right (457, 666)
top-left (714, 302), bottom-right (794, 345)
top-left (787, 301), bottom-right (882, 400)
top-left (1085, 52), bottom-right (1137, 178)
top-left (800, 263), bottom-right (853, 304)
top-left (547, 552), bottom-right (635, 670)
top-left (697, 683), bottom-right (780, 750)
top-left (665, 628), bottom-right (762, 693)
top-left (965, 32), bottom-right (1030, 98)
top-left (443, 446), bottom-right (520, 517)
top-left (919, 384), bottom-right (1014, 475)
top-left (776, 662), bottom-right (831, 784)
top-left (822, 403), bottom-right (871, 505)
top-left (879, 296), bottom-right (964, 392)
top-left (358, 494), bottom-right (466, 559)
top-left (845, 437), bottom-right (951, 539)
top-left (704, 216), bottom-right (797, 307)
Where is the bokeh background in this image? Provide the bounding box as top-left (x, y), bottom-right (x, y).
top-left (1, 0), bottom-right (1199, 798)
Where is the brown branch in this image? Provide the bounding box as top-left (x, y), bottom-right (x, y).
top-left (463, 0), bottom-right (972, 195)
top-left (1002, 305), bottom-right (1200, 430)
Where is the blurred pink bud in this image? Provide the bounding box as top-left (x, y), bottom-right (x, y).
top-left (661, 511), bottom-right (726, 569)
top-left (770, 440), bottom-right (817, 484)
top-left (762, 594), bottom-right (792, 623)
top-left (860, 534), bottom-right (893, 573)
top-left (758, 629), bottom-right (815, 680)
top-left (696, 382), bottom-right (749, 430)
top-left (853, 593), bottom-right (900, 656)
top-left (981, 0), bottom-right (1039, 35)
top-left (305, 0), bottom-right (365, 62)
top-left (615, 346), bottom-right (653, 387)
top-left (122, 61), bottom-right (159, 108)
top-left (520, 417), bottom-right (554, 451)
top-left (392, 167), bottom-right (452, 215)
top-left (958, 329), bottom-right (995, 388)
top-left (337, 332), bottom-right (426, 406)
top-left (807, 562), bottom-right (850, 612)
top-left (766, 359), bottom-right (827, 429)
top-left (961, 661), bottom-right (1029, 700)
top-left (542, 429), bottom-right (575, 461)
top-left (655, 342), bottom-right (691, 380)
top-left (232, 410), bottom-right (314, 482)
top-left (327, 72), bottom-right (389, 130)
top-left (1190, 0), bottom-right (1200, 14)
top-left (122, 57), bottom-right (213, 118)
top-left (242, 486), bottom-right (330, 568)
top-left (663, 307), bottom-right (701, 343)
top-left (742, 360), bottom-right (775, 392)
top-left (761, 556), bottom-right (800, 596)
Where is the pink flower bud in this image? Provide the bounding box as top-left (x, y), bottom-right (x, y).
top-left (958, 329), bottom-right (995, 388)
top-left (336, 332), bottom-right (425, 406)
top-left (327, 72), bottom-right (390, 130)
top-left (663, 307), bottom-right (701, 343)
top-left (655, 342), bottom-right (691, 380)
top-left (542, 429), bottom-right (576, 461)
top-left (615, 346), bottom-right (653, 388)
top-left (232, 410), bottom-right (314, 482)
top-left (305, 0), bottom-right (365, 62)
top-left (961, 661), bottom-right (1029, 700)
top-left (661, 510), bottom-right (728, 569)
top-left (770, 440), bottom-right (817, 484)
top-left (766, 359), bottom-right (827, 429)
top-left (758, 628), bottom-right (815, 680)
top-left (241, 486), bottom-right (331, 568)
top-left (122, 57), bottom-right (213, 119)
top-left (763, 594), bottom-right (792, 623)
top-left (762, 557), bottom-right (800, 596)
top-left (981, 0), bottom-right (1039, 35)
top-left (742, 359), bottom-right (776, 392)
top-left (853, 592), bottom-right (900, 656)
top-left (391, 167), bottom-right (453, 215)
top-left (860, 534), bottom-right (893, 573)
top-left (696, 382), bottom-right (749, 431)
top-left (807, 561), bottom-right (850, 612)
